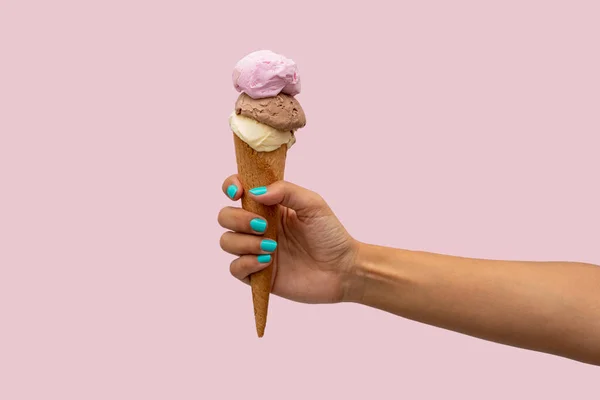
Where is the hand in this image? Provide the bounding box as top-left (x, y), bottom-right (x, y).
top-left (218, 175), bottom-right (359, 304)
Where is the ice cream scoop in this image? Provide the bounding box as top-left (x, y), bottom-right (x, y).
top-left (233, 50), bottom-right (301, 99)
top-left (235, 93), bottom-right (306, 131)
top-left (229, 112), bottom-right (296, 152)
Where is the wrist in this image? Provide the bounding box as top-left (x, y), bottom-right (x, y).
top-left (342, 241), bottom-right (414, 305)
top-left (341, 241), bottom-right (375, 304)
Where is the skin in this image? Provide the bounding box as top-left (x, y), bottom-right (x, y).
top-left (218, 175), bottom-right (600, 366)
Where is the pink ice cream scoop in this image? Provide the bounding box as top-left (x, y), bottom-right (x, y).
top-left (232, 50), bottom-right (301, 99)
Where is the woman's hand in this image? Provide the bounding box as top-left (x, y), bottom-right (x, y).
top-left (218, 175), bottom-right (359, 304)
top-left (217, 177), bottom-right (600, 365)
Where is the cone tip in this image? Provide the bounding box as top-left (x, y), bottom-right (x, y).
top-left (256, 326), bottom-right (265, 338)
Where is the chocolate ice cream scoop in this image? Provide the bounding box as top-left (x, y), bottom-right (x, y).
top-left (235, 92), bottom-right (306, 131)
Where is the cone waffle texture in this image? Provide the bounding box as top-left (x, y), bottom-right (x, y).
top-left (233, 133), bottom-right (287, 337)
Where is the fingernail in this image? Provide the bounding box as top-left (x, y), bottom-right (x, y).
top-left (249, 186), bottom-right (267, 196)
top-left (250, 218), bottom-right (267, 233)
top-left (257, 254), bottom-right (271, 264)
top-left (226, 184), bottom-right (238, 199)
top-left (260, 239), bottom-right (277, 252)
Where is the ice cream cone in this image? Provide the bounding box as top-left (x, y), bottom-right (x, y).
top-left (229, 49), bottom-right (305, 337)
top-left (233, 133), bottom-right (287, 337)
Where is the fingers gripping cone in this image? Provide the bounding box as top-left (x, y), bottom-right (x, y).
top-left (233, 134), bottom-right (287, 337)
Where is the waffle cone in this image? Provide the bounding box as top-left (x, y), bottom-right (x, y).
top-left (233, 133), bottom-right (287, 337)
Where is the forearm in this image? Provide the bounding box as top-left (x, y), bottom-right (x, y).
top-left (347, 242), bottom-right (600, 365)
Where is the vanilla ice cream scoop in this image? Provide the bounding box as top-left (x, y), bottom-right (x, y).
top-left (229, 112), bottom-right (296, 152)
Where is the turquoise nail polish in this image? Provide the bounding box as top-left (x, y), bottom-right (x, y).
top-left (257, 254), bottom-right (271, 264)
top-left (260, 239), bottom-right (277, 252)
top-left (250, 218), bottom-right (267, 233)
top-left (226, 184), bottom-right (238, 199)
top-left (249, 186), bottom-right (267, 196)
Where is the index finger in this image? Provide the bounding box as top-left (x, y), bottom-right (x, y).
top-left (222, 174), bottom-right (244, 201)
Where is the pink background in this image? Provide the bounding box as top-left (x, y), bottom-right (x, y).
top-left (1, 0), bottom-right (599, 398)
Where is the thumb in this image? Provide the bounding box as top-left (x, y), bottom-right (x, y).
top-left (246, 181), bottom-right (326, 216)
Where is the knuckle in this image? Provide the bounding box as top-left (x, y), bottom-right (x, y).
top-left (217, 208), bottom-right (226, 225)
top-left (217, 206), bottom-right (232, 226)
top-left (312, 192), bottom-right (326, 205)
top-left (219, 232), bottom-right (229, 250)
top-left (282, 191), bottom-right (293, 206)
top-left (229, 259), bottom-right (238, 277)
top-left (304, 192), bottom-right (325, 212)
